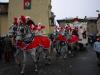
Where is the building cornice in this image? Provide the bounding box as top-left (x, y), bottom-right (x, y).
top-left (0, 2), bottom-right (8, 5)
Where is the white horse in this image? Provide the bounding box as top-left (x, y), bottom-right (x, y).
top-left (8, 24), bottom-right (51, 74)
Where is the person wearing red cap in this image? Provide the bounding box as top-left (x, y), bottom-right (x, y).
top-left (9, 17), bottom-right (18, 37)
top-left (15, 16), bottom-right (26, 45)
top-left (20, 15), bottom-right (26, 25)
top-left (11, 17), bottom-right (18, 31)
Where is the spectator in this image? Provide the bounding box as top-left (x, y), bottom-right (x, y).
top-left (3, 35), bottom-right (13, 63)
top-left (0, 37), bottom-right (4, 61)
top-left (0, 37), bottom-right (2, 60)
top-left (94, 37), bottom-right (100, 66)
top-left (88, 35), bottom-right (94, 46)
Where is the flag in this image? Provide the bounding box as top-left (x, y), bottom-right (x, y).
top-left (24, 0), bottom-right (31, 9)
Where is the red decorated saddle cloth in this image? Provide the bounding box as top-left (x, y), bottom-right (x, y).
top-left (26, 36), bottom-right (51, 49)
top-left (68, 35), bottom-right (78, 44)
top-left (39, 36), bottom-right (51, 48)
top-left (55, 34), bottom-right (67, 42)
top-left (16, 35), bottom-right (51, 51)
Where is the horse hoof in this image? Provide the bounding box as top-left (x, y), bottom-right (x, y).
top-left (45, 62), bottom-right (51, 65)
top-left (34, 69), bottom-right (38, 72)
top-left (18, 63), bottom-right (21, 67)
top-left (63, 55), bottom-right (67, 59)
top-left (20, 73), bottom-right (24, 75)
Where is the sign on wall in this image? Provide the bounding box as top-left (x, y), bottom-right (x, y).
top-left (24, 0), bottom-right (31, 9)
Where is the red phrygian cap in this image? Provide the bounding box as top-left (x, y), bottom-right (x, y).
top-left (32, 25), bottom-right (38, 30)
top-left (20, 15), bottom-right (26, 24)
top-left (41, 25), bottom-right (45, 29)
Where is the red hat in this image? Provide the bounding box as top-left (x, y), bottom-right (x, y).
top-left (41, 25), bottom-right (45, 29)
top-left (32, 25), bottom-right (38, 30)
top-left (20, 15), bottom-right (26, 24)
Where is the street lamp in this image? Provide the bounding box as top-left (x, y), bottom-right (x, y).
top-left (96, 10), bottom-right (100, 13)
top-left (96, 10), bottom-right (100, 15)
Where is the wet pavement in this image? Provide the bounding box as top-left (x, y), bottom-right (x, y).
top-left (71, 45), bottom-right (100, 75)
top-left (0, 45), bottom-right (100, 75)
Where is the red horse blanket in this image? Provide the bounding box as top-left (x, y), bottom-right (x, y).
top-left (16, 36), bottom-right (51, 51)
top-left (68, 35), bottom-right (78, 44)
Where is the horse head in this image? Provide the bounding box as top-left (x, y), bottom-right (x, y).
top-left (8, 25), bottom-right (18, 38)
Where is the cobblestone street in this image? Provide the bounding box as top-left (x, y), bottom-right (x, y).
top-left (0, 45), bottom-right (100, 75)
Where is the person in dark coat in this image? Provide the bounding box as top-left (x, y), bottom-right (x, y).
top-left (0, 37), bottom-right (3, 60)
top-left (3, 35), bottom-right (13, 63)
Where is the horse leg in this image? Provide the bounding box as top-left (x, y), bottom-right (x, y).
top-left (60, 45), bottom-right (68, 59)
top-left (14, 49), bottom-right (21, 66)
top-left (30, 49), bottom-right (38, 72)
top-left (20, 51), bottom-right (26, 74)
top-left (56, 41), bottom-right (61, 56)
top-left (43, 48), bottom-right (51, 65)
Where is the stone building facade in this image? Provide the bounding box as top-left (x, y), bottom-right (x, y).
top-left (87, 18), bottom-right (97, 35)
top-left (57, 17), bottom-right (97, 35)
top-left (8, 0), bottom-right (52, 34)
top-left (0, 3), bottom-right (8, 36)
top-left (0, 0), bottom-right (53, 36)
top-left (96, 14), bottom-right (100, 33)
